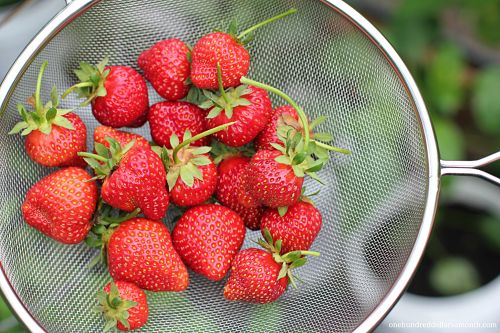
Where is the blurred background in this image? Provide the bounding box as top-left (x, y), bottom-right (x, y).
top-left (0, 0), bottom-right (499, 332)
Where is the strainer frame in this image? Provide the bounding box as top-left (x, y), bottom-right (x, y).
top-left (0, 0), bottom-right (441, 332)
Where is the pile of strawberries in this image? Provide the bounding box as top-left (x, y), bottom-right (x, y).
top-left (11, 8), bottom-right (350, 331)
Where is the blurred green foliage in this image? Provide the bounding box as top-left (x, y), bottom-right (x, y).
top-left (349, 0), bottom-right (500, 296)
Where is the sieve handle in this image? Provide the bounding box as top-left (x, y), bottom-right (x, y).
top-left (441, 152), bottom-right (500, 185)
top-left (65, 0), bottom-right (72, 4)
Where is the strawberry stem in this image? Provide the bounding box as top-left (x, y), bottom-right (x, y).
top-left (35, 61), bottom-right (48, 115)
top-left (172, 122), bottom-right (236, 164)
top-left (62, 82), bottom-right (95, 99)
top-left (298, 250), bottom-right (320, 257)
top-left (237, 8), bottom-right (297, 39)
top-left (78, 151), bottom-right (108, 162)
top-left (312, 140), bottom-right (351, 155)
top-left (240, 76), bottom-right (310, 150)
top-left (217, 63), bottom-right (230, 104)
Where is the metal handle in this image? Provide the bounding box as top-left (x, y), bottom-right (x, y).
top-left (441, 152), bottom-right (500, 185)
top-left (65, 0), bottom-right (73, 5)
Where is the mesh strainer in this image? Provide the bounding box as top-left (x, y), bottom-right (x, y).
top-left (0, 0), bottom-right (499, 332)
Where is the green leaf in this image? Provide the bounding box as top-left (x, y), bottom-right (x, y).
top-left (95, 143), bottom-right (109, 158)
top-left (289, 257), bottom-right (307, 269)
top-left (21, 127), bottom-right (34, 136)
top-left (207, 107), bottom-right (223, 119)
top-left (306, 171), bottom-right (324, 184)
top-left (199, 99), bottom-right (215, 110)
top-left (263, 228), bottom-right (273, 245)
top-left (270, 142), bottom-right (286, 153)
top-left (53, 116), bottom-right (75, 130)
top-left (97, 56), bottom-right (109, 73)
top-left (96, 86), bottom-right (107, 97)
top-left (187, 163), bottom-right (203, 181)
top-left (191, 156), bottom-right (211, 166)
top-left (305, 160), bottom-right (324, 173)
top-left (310, 115), bottom-right (327, 129)
top-left (170, 134), bottom-right (180, 148)
top-left (278, 206), bottom-right (288, 217)
top-left (191, 146), bottom-right (212, 155)
top-left (46, 107), bottom-right (57, 121)
top-left (277, 263), bottom-right (288, 280)
top-left (167, 169), bottom-right (179, 191)
top-left (228, 18), bottom-right (238, 36)
top-left (39, 124), bottom-right (52, 135)
top-left (237, 98), bottom-right (252, 106)
top-left (74, 69), bottom-right (90, 82)
top-left (292, 165), bottom-right (305, 178)
top-left (183, 130), bottom-right (192, 141)
top-left (8, 122), bottom-right (29, 135)
top-left (472, 66), bottom-right (500, 135)
top-left (180, 166), bottom-right (195, 187)
top-left (275, 155), bottom-right (291, 165)
top-left (292, 152), bottom-right (307, 165)
top-left (275, 240), bottom-right (282, 253)
top-left (50, 85), bottom-right (60, 107)
top-left (313, 132), bottom-right (333, 142)
top-left (85, 236), bottom-right (102, 248)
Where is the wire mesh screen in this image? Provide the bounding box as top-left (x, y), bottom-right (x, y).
top-left (0, 0), bottom-right (429, 332)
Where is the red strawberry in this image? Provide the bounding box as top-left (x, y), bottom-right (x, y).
top-left (108, 218), bottom-right (188, 292)
top-left (224, 230), bottom-right (320, 304)
top-left (191, 32), bottom-right (249, 89)
top-left (9, 62), bottom-right (87, 168)
top-left (148, 101), bottom-right (208, 149)
top-left (255, 105), bottom-right (299, 151)
top-left (160, 123), bottom-right (234, 207)
top-left (97, 281), bottom-right (148, 331)
top-left (94, 125), bottom-right (149, 150)
top-left (201, 84), bottom-right (272, 147)
top-left (138, 39), bottom-right (191, 100)
top-left (172, 204), bottom-right (246, 281)
top-left (81, 140), bottom-right (169, 220)
top-left (216, 156), bottom-right (264, 230)
top-left (66, 58), bottom-right (149, 128)
top-left (191, 9), bottom-right (297, 89)
top-left (22, 167), bottom-right (97, 244)
top-left (261, 201), bottom-right (322, 253)
top-left (243, 150), bottom-right (303, 208)
top-left (223, 248), bottom-right (287, 303)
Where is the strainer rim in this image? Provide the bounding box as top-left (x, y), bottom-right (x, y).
top-left (0, 0), bottom-right (441, 332)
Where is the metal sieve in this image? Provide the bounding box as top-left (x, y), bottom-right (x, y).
top-left (0, 0), bottom-right (499, 332)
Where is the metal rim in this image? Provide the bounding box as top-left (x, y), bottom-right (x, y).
top-left (0, 0), bottom-right (440, 332)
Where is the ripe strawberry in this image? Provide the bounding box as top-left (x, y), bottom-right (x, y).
top-left (216, 156), bottom-right (264, 230)
top-left (261, 201), bottom-right (322, 253)
top-left (65, 57), bottom-right (149, 128)
top-left (94, 125), bottom-right (149, 150)
top-left (201, 84), bottom-right (272, 147)
top-left (108, 218), bottom-right (189, 292)
top-left (148, 101), bottom-right (208, 149)
top-left (138, 39), bottom-right (191, 100)
top-left (81, 139), bottom-right (169, 220)
top-left (21, 167), bottom-right (97, 244)
top-left (191, 9), bottom-right (297, 89)
top-left (160, 123), bottom-right (234, 207)
top-left (243, 149), bottom-right (303, 208)
top-left (96, 281), bottom-right (148, 331)
top-left (9, 62), bottom-right (87, 168)
top-left (224, 230), bottom-right (320, 304)
top-left (172, 204), bottom-right (246, 281)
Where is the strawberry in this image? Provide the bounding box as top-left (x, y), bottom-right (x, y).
top-left (148, 101), bottom-right (208, 149)
top-left (94, 125), bottom-right (149, 150)
top-left (108, 218), bottom-right (188, 291)
top-left (224, 230), bottom-right (319, 304)
top-left (261, 201), bottom-right (322, 254)
top-left (65, 57), bottom-right (149, 128)
top-left (96, 281), bottom-right (148, 331)
top-left (216, 156), bottom-right (264, 230)
top-left (22, 167), bottom-right (97, 244)
top-left (191, 9), bottom-right (297, 89)
top-left (172, 204), bottom-right (246, 281)
top-left (9, 61), bottom-right (87, 168)
top-left (200, 81), bottom-right (273, 147)
top-left (80, 139), bottom-right (169, 220)
top-left (138, 39), bottom-right (191, 100)
top-left (239, 77), bottom-right (351, 209)
top-left (243, 149), bottom-right (304, 208)
top-left (159, 123), bottom-right (234, 207)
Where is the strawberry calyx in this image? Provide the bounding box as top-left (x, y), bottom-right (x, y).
top-left (210, 139), bottom-right (255, 165)
top-left (199, 63), bottom-right (253, 119)
top-left (220, 8), bottom-right (297, 46)
top-left (9, 61), bottom-right (75, 136)
top-left (157, 122), bottom-right (235, 190)
top-left (62, 57), bottom-right (110, 106)
top-left (78, 137), bottom-right (136, 180)
top-left (95, 282), bottom-right (138, 332)
top-left (240, 76), bottom-right (351, 183)
top-left (258, 228), bottom-right (320, 288)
